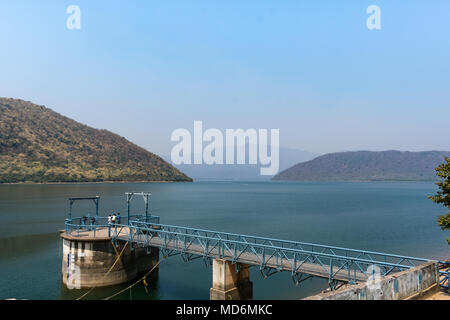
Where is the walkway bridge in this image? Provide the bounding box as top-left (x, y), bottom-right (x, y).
top-left (62, 193), bottom-right (440, 299)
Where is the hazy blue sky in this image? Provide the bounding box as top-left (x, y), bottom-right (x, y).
top-left (1, 0), bottom-right (449, 156)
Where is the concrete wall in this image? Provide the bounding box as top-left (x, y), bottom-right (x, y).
top-left (304, 261), bottom-right (439, 300)
top-left (61, 234), bottom-right (159, 288)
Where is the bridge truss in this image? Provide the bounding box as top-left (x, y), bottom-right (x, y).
top-left (108, 218), bottom-right (430, 289)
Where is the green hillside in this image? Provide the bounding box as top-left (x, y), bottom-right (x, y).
top-left (0, 98), bottom-right (192, 183)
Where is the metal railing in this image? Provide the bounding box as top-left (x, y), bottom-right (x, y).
top-left (64, 217), bottom-right (432, 287)
top-left (64, 214), bottom-right (160, 237)
top-left (107, 220), bottom-right (430, 286)
top-left (439, 261), bottom-right (450, 293)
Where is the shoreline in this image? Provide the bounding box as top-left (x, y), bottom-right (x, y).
top-left (0, 179), bottom-right (438, 185)
top-left (0, 180), bottom-right (193, 185)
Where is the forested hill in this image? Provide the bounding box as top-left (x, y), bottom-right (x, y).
top-left (0, 98), bottom-right (192, 183)
top-left (272, 150), bottom-right (450, 181)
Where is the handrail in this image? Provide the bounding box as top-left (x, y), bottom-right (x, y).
top-left (64, 218), bottom-right (430, 265)
top-left (63, 217), bottom-right (432, 284)
top-left (111, 223), bottom-right (418, 270)
top-left (126, 221), bottom-right (431, 264)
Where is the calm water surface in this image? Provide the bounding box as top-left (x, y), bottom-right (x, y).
top-left (0, 181), bottom-right (448, 300)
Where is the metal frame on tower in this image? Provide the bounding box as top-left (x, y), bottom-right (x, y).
top-left (125, 192), bottom-right (152, 222)
top-left (68, 196), bottom-right (100, 219)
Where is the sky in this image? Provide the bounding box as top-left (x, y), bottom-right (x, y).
top-left (1, 0), bottom-right (449, 157)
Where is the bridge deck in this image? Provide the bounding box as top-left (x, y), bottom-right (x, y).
top-left (63, 222), bottom-right (429, 285)
top-left (118, 232), bottom-right (368, 282)
top-left (62, 227), bottom-right (367, 281)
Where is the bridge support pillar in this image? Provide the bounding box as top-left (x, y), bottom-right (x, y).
top-left (210, 259), bottom-right (253, 300)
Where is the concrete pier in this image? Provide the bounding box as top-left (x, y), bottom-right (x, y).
top-left (60, 229), bottom-right (159, 288)
top-left (210, 259), bottom-right (253, 300)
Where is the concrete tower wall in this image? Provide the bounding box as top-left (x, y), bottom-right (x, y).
top-left (61, 232), bottom-right (159, 288)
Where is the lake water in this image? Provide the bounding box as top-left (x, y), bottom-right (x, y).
top-left (0, 181), bottom-right (448, 300)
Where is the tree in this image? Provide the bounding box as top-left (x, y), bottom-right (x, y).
top-left (429, 157), bottom-right (450, 244)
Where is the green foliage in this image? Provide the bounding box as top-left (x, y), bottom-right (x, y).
top-left (0, 98), bottom-right (192, 183)
top-left (437, 214), bottom-right (450, 230)
top-left (428, 157), bottom-right (450, 244)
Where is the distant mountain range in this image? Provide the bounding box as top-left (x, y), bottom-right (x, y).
top-left (164, 148), bottom-right (317, 181)
top-left (4, 98), bottom-right (447, 184)
top-left (272, 150), bottom-right (450, 181)
top-left (0, 98), bottom-right (192, 183)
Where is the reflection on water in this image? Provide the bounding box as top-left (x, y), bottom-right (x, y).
top-left (0, 181), bottom-right (448, 300)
